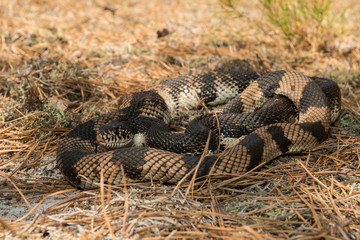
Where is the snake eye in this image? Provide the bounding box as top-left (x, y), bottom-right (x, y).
top-left (97, 120), bottom-right (134, 150)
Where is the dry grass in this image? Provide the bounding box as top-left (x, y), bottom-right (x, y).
top-left (0, 0), bottom-right (359, 239)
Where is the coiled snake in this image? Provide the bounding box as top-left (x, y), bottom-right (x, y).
top-left (56, 70), bottom-right (341, 189)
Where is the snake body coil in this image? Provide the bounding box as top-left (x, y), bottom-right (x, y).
top-left (56, 70), bottom-right (341, 189)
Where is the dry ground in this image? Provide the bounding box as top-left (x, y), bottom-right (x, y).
top-left (0, 0), bottom-right (360, 239)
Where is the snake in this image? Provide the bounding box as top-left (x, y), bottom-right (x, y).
top-left (56, 70), bottom-right (341, 189)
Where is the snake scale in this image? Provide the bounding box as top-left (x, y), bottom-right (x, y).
top-left (56, 70), bottom-right (341, 189)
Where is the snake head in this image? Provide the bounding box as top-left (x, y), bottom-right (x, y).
top-left (97, 120), bottom-right (134, 150)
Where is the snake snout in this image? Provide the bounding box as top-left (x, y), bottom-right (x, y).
top-left (97, 120), bottom-right (134, 150)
